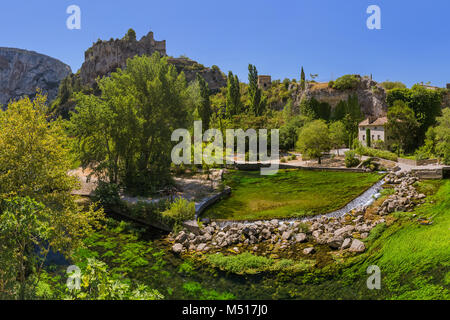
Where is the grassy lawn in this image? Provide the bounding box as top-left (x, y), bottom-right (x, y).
top-left (204, 169), bottom-right (382, 220)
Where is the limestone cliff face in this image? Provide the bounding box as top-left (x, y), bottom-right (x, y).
top-left (78, 32), bottom-right (226, 92)
top-left (0, 47), bottom-right (71, 106)
top-left (293, 76), bottom-right (388, 118)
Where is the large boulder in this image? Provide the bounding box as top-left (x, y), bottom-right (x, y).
top-left (349, 239), bottom-right (366, 253)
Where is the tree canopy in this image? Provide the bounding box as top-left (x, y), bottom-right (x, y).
top-left (296, 120), bottom-right (330, 164)
top-left (69, 53), bottom-right (195, 195)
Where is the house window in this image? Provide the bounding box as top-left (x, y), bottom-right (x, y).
top-left (377, 135), bottom-right (380, 140)
top-left (372, 135), bottom-right (375, 141)
top-left (363, 135), bottom-right (365, 140)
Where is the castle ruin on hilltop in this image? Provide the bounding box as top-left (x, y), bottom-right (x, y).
top-left (80, 31), bottom-right (167, 86)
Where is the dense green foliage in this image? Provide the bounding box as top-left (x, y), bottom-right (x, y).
top-left (386, 85), bottom-right (442, 144)
top-left (386, 100), bottom-right (419, 154)
top-left (203, 170), bottom-right (381, 220)
top-left (380, 81), bottom-right (406, 90)
top-left (0, 94), bottom-right (103, 299)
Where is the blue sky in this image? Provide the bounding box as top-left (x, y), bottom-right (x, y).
top-left (1, 0), bottom-right (449, 87)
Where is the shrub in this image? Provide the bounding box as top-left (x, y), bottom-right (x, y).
top-left (328, 80), bottom-right (335, 88)
top-left (345, 151), bottom-right (360, 168)
top-left (361, 157), bottom-right (380, 171)
top-left (280, 157), bottom-right (287, 163)
top-left (332, 75), bottom-right (360, 90)
top-left (93, 181), bottom-right (121, 208)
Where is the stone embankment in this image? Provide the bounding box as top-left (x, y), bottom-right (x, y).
top-left (170, 171), bottom-right (426, 256)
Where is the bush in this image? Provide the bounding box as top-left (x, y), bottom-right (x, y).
top-left (356, 146), bottom-right (398, 162)
top-left (332, 75), bottom-right (360, 90)
top-left (345, 151), bottom-right (360, 168)
top-left (162, 198), bottom-right (195, 230)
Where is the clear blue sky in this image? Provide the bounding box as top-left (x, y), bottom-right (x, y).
top-left (1, 0), bottom-right (449, 87)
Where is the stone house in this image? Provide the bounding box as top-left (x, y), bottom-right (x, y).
top-left (257, 75), bottom-right (271, 90)
top-left (358, 117), bottom-right (387, 147)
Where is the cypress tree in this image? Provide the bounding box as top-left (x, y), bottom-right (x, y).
top-left (196, 74), bottom-right (212, 130)
top-left (248, 64), bottom-right (264, 116)
top-left (300, 66), bottom-right (306, 90)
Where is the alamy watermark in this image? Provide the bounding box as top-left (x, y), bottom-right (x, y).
top-left (66, 265), bottom-right (81, 290)
top-left (367, 5), bottom-right (381, 30)
top-left (366, 265), bottom-right (381, 290)
top-left (171, 121), bottom-right (280, 175)
top-left (66, 5), bottom-right (81, 30)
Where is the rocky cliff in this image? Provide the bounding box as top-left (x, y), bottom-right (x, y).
top-left (0, 47), bottom-right (72, 107)
top-left (293, 76), bottom-right (388, 118)
top-left (78, 31), bottom-right (226, 92)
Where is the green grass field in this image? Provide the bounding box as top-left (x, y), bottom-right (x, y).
top-left (204, 169), bottom-right (382, 220)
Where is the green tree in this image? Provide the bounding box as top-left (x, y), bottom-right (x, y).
top-left (329, 121), bottom-right (347, 154)
top-left (196, 74), bottom-right (212, 130)
top-left (248, 64), bottom-right (265, 116)
top-left (300, 67), bottom-right (306, 90)
top-left (279, 116), bottom-right (308, 151)
top-left (366, 128), bottom-right (371, 148)
top-left (386, 100), bottom-right (419, 155)
top-left (296, 120), bottom-right (331, 164)
top-left (225, 71), bottom-right (242, 117)
top-left (69, 53), bottom-right (193, 195)
top-left (123, 28), bottom-right (137, 41)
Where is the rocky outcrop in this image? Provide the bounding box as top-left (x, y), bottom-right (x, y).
top-left (292, 75), bottom-right (388, 119)
top-left (78, 32), bottom-right (226, 92)
top-left (167, 58), bottom-right (226, 92)
top-left (0, 47), bottom-right (71, 107)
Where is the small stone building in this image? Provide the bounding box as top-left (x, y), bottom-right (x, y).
top-left (257, 75), bottom-right (271, 90)
top-left (358, 117), bottom-right (387, 147)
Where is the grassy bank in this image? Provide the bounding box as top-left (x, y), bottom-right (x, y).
top-left (203, 169), bottom-right (382, 220)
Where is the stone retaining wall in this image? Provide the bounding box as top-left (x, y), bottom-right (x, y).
top-left (411, 168), bottom-right (443, 180)
top-left (234, 162), bottom-right (366, 173)
top-left (398, 158), bottom-right (440, 166)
